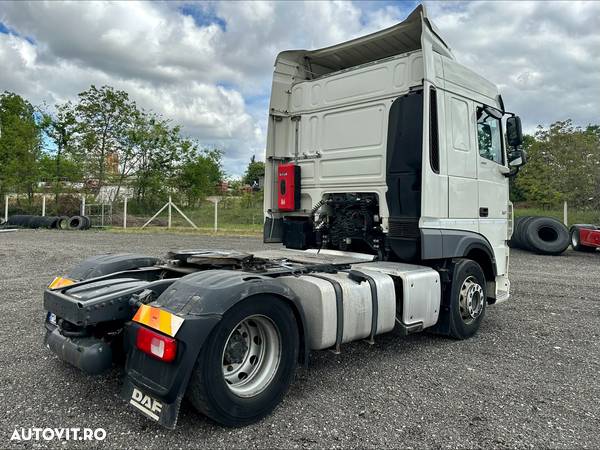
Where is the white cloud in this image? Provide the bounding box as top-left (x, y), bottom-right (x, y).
top-left (0, 1), bottom-right (598, 175)
top-left (426, 0), bottom-right (600, 132)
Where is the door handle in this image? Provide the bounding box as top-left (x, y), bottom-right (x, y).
top-left (479, 208), bottom-right (489, 218)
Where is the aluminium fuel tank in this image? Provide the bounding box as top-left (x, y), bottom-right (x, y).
top-left (278, 269), bottom-right (396, 350)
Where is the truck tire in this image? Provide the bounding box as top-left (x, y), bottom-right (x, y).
top-left (570, 226), bottom-right (597, 252)
top-left (516, 216), bottom-right (536, 251)
top-left (516, 216), bottom-right (533, 248)
top-left (56, 216), bottom-right (70, 230)
top-left (14, 215), bottom-right (34, 227)
top-left (447, 259), bottom-right (487, 340)
top-left (33, 216), bottom-right (57, 229)
top-left (187, 295), bottom-right (299, 427)
top-left (48, 216), bottom-right (60, 229)
top-left (7, 215), bottom-right (29, 227)
top-left (81, 215), bottom-right (92, 230)
top-left (508, 216), bottom-right (528, 248)
top-left (27, 216), bottom-right (42, 229)
top-left (524, 217), bottom-right (569, 255)
top-left (68, 216), bottom-right (86, 230)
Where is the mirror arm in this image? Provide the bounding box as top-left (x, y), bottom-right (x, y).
top-left (503, 166), bottom-right (521, 178)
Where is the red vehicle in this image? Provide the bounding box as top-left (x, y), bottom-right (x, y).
top-left (570, 225), bottom-right (600, 252)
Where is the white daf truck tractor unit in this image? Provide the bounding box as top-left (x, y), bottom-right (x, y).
top-left (42, 5), bottom-right (526, 428)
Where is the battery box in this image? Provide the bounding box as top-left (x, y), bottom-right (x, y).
top-left (277, 163), bottom-right (300, 211)
top-left (282, 218), bottom-right (314, 250)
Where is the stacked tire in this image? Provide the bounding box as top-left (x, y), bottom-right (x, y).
top-left (68, 215), bottom-right (91, 230)
top-left (509, 216), bottom-right (570, 255)
top-left (4, 215), bottom-right (91, 230)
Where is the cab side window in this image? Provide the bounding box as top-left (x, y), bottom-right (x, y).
top-left (476, 107), bottom-right (503, 164)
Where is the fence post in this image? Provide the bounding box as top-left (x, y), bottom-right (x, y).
top-left (123, 197), bottom-right (128, 229)
top-left (4, 195), bottom-right (8, 222)
top-left (563, 200), bottom-right (568, 226)
top-left (41, 195), bottom-right (46, 217)
top-left (206, 196), bottom-right (221, 233)
top-left (168, 196), bottom-right (172, 229)
top-left (81, 196), bottom-right (86, 216)
top-left (214, 201), bottom-right (218, 232)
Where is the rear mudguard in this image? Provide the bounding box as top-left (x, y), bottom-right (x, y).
top-left (122, 270), bottom-right (309, 428)
top-left (67, 253), bottom-right (161, 280)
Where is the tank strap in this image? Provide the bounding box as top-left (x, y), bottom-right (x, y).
top-left (345, 269), bottom-right (378, 344)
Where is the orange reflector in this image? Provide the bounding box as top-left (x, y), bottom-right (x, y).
top-left (48, 276), bottom-right (75, 289)
top-left (132, 304), bottom-right (184, 338)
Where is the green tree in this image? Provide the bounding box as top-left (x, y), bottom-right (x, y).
top-left (131, 114), bottom-right (188, 206)
top-left (0, 91), bottom-right (42, 201)
top-left (38, 153), bottom-right (83, 185)
top-left (41, 101), bottom-right (79, 206)
top-left (514, 120), bottom-right (600, 209)
top-left (75, 85), bottom-right (136, 191)
top-left (508, 134), bottom-right (532, 203)
top-left (242, 155), bottom-right (264, 187)
top-left (177, 147), bottom-right (223, 206)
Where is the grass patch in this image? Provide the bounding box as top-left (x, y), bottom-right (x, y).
top-left (106, 225), bottom-right (261, 237)
top-left (514, 207), bottom-right (599, 226)
top-left (113, 196), bottom-right (264, 235)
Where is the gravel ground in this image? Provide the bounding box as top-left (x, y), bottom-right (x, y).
top-left (1, 229), bottom-right (599, 448)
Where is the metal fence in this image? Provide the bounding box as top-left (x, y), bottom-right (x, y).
top-left (2, 193), bottom-right (265, 232)
top-left (84, 203), bottom-right (113, 228)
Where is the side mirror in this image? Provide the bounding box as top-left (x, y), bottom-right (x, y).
top-left (508, 149), bottom-right (527, 168)
top-left (506, 116), bottom-right (523, 147)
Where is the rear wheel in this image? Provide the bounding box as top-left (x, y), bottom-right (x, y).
top-left (570, 226), bottom-right (596, 252)
top-left (187, 295), bottom-right (299, 426)
top-left (447, 259), bottom-right (487, 339)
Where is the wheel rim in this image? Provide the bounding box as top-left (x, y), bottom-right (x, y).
top-left (571, 231), bottom-right (579, 247)
top-left (221, 315), bottom-right (281, 398)
top-left (459, 276), bottom-right (484, 324)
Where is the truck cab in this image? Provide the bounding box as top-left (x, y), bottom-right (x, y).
top-left (263, 4), bottom-right (525, 304)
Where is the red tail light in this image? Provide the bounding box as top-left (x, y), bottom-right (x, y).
top-left (136, 326), bottom-right (177, 362)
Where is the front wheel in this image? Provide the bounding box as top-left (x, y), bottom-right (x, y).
top-left (187, 295), bottom-right (299, 426)
top-left (447, 259), bottom-right (487, 339)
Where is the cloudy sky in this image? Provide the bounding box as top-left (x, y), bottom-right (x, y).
top-left (1, 1), bottom-right (598, 176)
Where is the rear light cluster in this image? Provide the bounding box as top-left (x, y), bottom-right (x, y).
top-left (136, 326), bottom-right (177, 362)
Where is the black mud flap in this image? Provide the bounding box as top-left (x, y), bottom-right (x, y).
top-left (120, 316), bottom-right (222, 428)
top-left (121, 378), bottom-right (182, 429)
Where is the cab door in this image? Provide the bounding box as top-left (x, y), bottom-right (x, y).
top-left (445, 93), bottom-right (479, 232)
top-left (475, 105), bottom-right (510, 274)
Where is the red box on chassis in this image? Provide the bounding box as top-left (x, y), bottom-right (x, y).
top-left (277, 163), bottom-right (301, 212)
